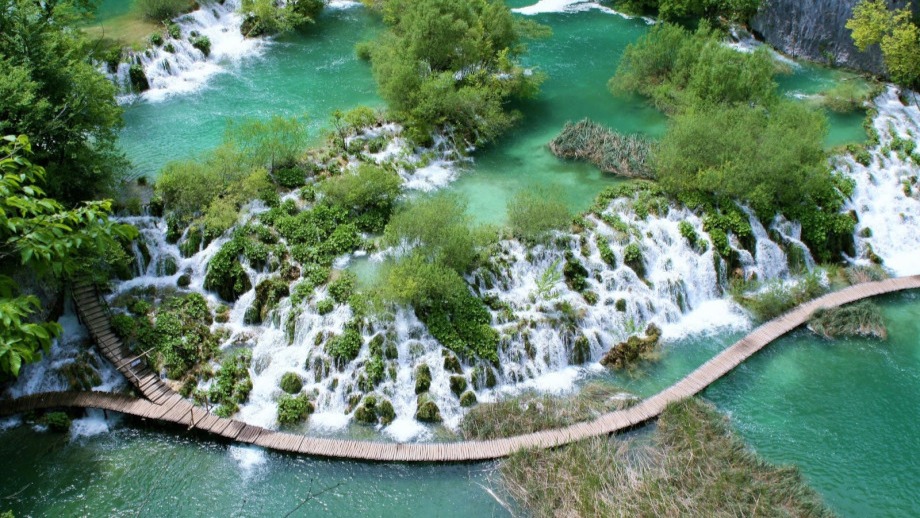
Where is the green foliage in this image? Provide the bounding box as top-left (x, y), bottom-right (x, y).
top-left (208, 350), bottom-right (253, 413)
top-left (535, 258), bottom-right (563, 300)
top-left (326, 328), bottom-right (363, 363)
top-left (848, 0), bottom-right (920, 88)
top-left (328, 271), bottom-right (356, 304)
top-left (363, 0), bottom-right (544, 144)
top-left (562, 252), bottom-right (589, 293)
top-left (316, 298), bottom-right (334, 315)
top-left (318, 164), bottom-right (402, 232)
top-left (280, 371), bottom-right (303, 394)
top-left (0, 0), bottom-right (126, 202)
top-left (138, 0), bottom-right (190, 20)
top-left (241, 0), bottom-right (323, 36)
top-left (0, 136), bottom-right (137, 377)
top-left (384, 192), bottom-right (494, 274)
top-left (596, 237), bottom-right (617, 267)
top-left (610, 23), bottom-right (777, 114)
top-left (615, 0), bottom-right (759, 20)
top-left (623, 243), bottom-right (645, 277)
top-left (507, 187), bottom-right (572, 243)
top-left (378, 254), bottom-right (499, 362)
top-left (190, 35), bottom-right (211, 57)
top-left (277, 392), bottom-right (314, 424)
top-left (737, 272), bottom-right (827, 321)
top-left (204, 237), bottom-right (253, 302)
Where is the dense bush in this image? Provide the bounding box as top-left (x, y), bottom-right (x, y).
top-left (209, 350), bottom-right (253, 416)
top-left (615, 0), bottom-right (760, 21)
top-left (737, 273), bottom-right (827, 321)
top-left (241, 0), bottom-right (324, 36)
top-left (277, 393), bottom-right (314, 424)
top-left (204, 238), bottom-right (253, 302)
top-left (384, 192), bottom-right (494, 274)
top-left (318, 164), bottom-right (402, 232)
top-left (379, 254), bottom-right (499, 362)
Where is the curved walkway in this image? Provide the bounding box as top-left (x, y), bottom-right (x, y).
top-left (3, 276), bottom-right (919, 462)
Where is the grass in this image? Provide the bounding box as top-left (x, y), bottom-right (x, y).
top-left (808, 301), bottom-right (887, 340)
top-left (549, 118), bottom-right (654, 179)
top-left (499, 398), bottom-right (834, 518)
top-left (459, 382), bottom-right (638, 440)
top-left (84, 12), bottom-right (161, 48)
top-left (734, 272), bottom-right (828, 321)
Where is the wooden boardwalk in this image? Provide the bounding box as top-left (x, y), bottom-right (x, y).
top-left (3, 276), bottom-right (918, 462)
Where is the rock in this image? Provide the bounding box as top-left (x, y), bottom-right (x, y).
top-left (751, 0), bottom-right (919, 75)
top-left (459, 390), bottom-right (477, 407)
top-left (415, 393), bottom-right (442, 423)
top-left (570, 334), bottom-right (592, 364)
top-left (279, 372), bottom-right (303, 394)
top-left (600, 323), bottom-right (661, 370)
top-left (443, 353), bottom-right (462, 374)
top-left (414, 363), bottom-right (431, 395)
top-left (449, 375), bottom-right (468, 397)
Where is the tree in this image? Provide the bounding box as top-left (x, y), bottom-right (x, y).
top-left (240, 0), bottom-right (324, 37)
top-left (847, 0), bottom-right (920, 87)
top-left (0, 135), bottom-right (138, 377)
top-left (363, 0), bottom-right (544, 145)
top-left (0, 0), bottom-right (126, 203)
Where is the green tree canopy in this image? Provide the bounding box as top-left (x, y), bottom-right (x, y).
top-left (847, 0), bottom-right (920, 87)
top-left (362, 0), bottom-right (544, 145)
top-left (0, 0), bottom-right (126, 203)
top-left (0, 135), bottom-right (138, 377)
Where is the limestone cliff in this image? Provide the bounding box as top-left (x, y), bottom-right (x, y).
top-left (751, 0), bottom-right (917, 75)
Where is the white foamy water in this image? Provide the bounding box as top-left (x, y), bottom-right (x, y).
top-left (513, 0), bottom-right (654, 22)
top-left (844, 87), bottom-right (920, 275)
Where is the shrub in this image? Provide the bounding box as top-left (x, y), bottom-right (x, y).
top-left (563, 252), bottom-right (589, 292)
top-left (316, 298), bottom-right (334, 315)
top-left (507, 187), bottom-right (572, 243)
top-left (204, 238), bottom-right (252, 302)
top-left (328, 271), bottom-right (356, 304)
top-left (739, 273), bottom-right (827, 321)
top-left (129, 64), bottom-right (149, 92)
top-left (149, 32), bottom-right (164, 46)
top-left (623, 243), bottom-right (645, 277)
top-left (277, 393), bottom-right (313, 425)
top-left (318, 164), bottom-right (402, 232)
top-left (273, 167), bottom-right (306, 188)
top-left (279, 372), bottom-right (303, 394)
top-left (326, 329), bottom-right (362, 363)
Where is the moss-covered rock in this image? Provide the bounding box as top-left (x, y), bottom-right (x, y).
top-left (414, 363), bottom-right (431, 394)
top-left (377, 399), bottom-right (396, 425)
top-left (204, 242), bottom-right (252, 302)
top-left (415, 393), bottom-right (442, 423)
top-left (570, 334), bottom-right (592, 364)
top-left (279, 372), bottom-right (303, 394)
top-left (277, 393), bottom-right (314, 425)
top-left (442, 353), bottom-right (462, 374)
top-left (449, 375), bottom-right (468, 397)
top-left (42, 411), bottom-right (72, 432)
top-left (600, 323), bottom-right (661, 369)
top-left (459, 390), bottom-right (477, 407)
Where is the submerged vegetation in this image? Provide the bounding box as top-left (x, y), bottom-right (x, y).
top-left (500, 398), bottom-right (833, 518)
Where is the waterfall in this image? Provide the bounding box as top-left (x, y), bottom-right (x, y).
top-left (844, 86), bottom-right (920, 275)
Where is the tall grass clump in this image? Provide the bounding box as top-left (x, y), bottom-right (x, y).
top-left (809, 301), bottom-right (888, 340)
top-left (138, 0), bottom-right (191, 21)
top-left (499, 398), bottom-right (833, 518)
top-left (459, 383), bottom-right (637, 440)
top-left (549, 119), bottom-right (654, 179)
top-left (735, 272), bottom-right (828, 321)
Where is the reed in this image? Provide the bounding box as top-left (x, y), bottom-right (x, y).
top-left (549, 119), bottom-right (654, 179)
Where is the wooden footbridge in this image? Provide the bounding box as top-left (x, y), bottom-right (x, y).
top-left (3, 276), bottom-right (919, 462)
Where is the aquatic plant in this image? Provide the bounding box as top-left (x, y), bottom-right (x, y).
top-left (549, 119), bottom-right (653, 179)
top-left (808, 301), bottom-right (888, 340)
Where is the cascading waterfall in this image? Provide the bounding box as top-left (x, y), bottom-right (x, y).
top-left (843, 86), bottom-right (920, 275)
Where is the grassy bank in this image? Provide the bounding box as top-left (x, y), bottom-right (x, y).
top-left (500, 398), bottom-right (833, 517)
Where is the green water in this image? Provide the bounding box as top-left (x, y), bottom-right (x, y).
top-left (0, 426), bottom-right (507, 516)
